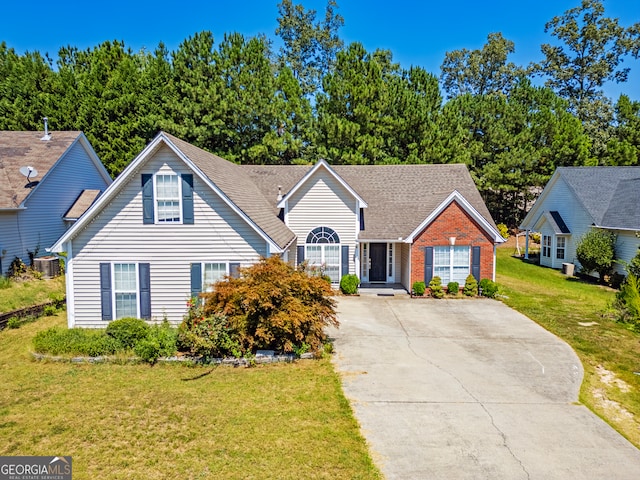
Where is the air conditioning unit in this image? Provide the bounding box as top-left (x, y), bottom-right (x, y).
top-left (34, 256), bottom-right (60, 279)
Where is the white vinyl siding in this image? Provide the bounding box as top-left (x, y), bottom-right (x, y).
top-left (612, 230), bottom-right (640, 276)
top-left (524, 177), bottom-right (597, 271)
top-left (67, 146), bottom-right (267, 327)
top-left (286, 168), bottom-right (358, 276)
top-left (0, 139), bottom-right (110, 276)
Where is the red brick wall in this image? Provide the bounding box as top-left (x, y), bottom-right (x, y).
top-left (410, 201), bottom-right (496, 286)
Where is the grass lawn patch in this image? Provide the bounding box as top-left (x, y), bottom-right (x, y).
top-left (496, 246), bottom-right (640, 447)
top-left (0, 275), bottom-right (65, 313)
top-left (0, 313), bottom-right (381, 480)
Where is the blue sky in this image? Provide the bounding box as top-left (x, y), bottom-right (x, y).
top-left (2, 0), bottom-right (640, 100)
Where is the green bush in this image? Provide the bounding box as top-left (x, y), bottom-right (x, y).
top-left (446, 282), bottom-right (459, 295)
top-left (33, 327), bottom-right (121, 356)
top-left (106, 317), bottom-right (150, 349)
top-left (575, 229), bottom-right (617, 282)
top-left (178, 308), bottom-right (241, 359)
top-left (339, 274), bottom-right (359, 295)
top-left (7, 317), bottom-right (21, 329)
top-left (628, 247), bottom-right (640, 278)
top-left (497, 223), bottom-right (510, 240)
top-left (613, 274), bottom-right (640, 331)
top-left (412, 281), bottom-right (426, 296)
top-left (43, 305), bottom-right (57, 316)
top-left (479, 278), bottom-right (499, 298)
top-left (429, 276), bottom-right (444, 299)
top-left (135, 321), bottom-right (178, 364)
top-left (463, 275), bottom-right (478, 296)
top-left (0, 276), bottom-right (11, 289)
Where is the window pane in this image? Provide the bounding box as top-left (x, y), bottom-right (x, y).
top-left (324, 245), bottom-right (340, 282)
top-left (204, 263), bottom-right (227, 292)
top-left (306, 245), bottom-right (322, 265)
top-left (433, 247), bottom-right (449, 267)
top-left (116, 293), bottom-right (137, 318)
top-left (114, 264), bottom-right (136, 291)
top-left (434, 266), bottom-right (450, 284)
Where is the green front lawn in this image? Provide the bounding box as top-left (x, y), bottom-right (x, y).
top-left (0, 314), bottom-right (381, 480)
top-left (0, 275), bottom-right (65, 313)
top-left (496, 246), bottom-right (640, 447)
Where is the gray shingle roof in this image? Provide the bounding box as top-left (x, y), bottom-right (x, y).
top-left (63, 189), bottom-right (102, 220)
top-left (558, 166), bottom-right (640, 228)
top-left (0, 131), bottom-right (82, 208)
top-left (600, 177), bottom-right (640, 229)
top-left (243, 163), bottom-right (496, 240)
top-left (162, 133), bottom-right (297, 249)
top-left (549, 211), bottom-right (571, 234)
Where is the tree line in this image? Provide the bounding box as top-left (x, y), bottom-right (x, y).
top-left (1, 0), bottom-right (639, 227)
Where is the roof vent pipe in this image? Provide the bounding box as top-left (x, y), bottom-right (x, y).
top-left (276, 185), bottom-right (283, 202)
top-left (40, 117), bottom-right (51, 141)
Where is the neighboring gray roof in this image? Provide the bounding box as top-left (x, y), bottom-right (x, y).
top-left (558, 166), bottom-right (640, 228)
top-left (63, 189), bottom-right (102, 220)
top-left (600, 177), bottom-right (640, 230)
top-left (0, 131), bottom-right (83, 208)
top-left (549, 211), bottom-right (571, 234)
top-left (243, 163), bottom-right (497, 241)
top-left (162, 133), bottom-right (297, 249)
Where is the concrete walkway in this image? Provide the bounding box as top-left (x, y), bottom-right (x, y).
top-left (329, 296), bottom-right (640, 480)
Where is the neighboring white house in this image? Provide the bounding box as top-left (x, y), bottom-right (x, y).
top-left (520, 166), bottom-right (640, 275)
top-left (0, 131), bottom-right (112, 276)
top-left (50, 132), bottom-right (504, 328)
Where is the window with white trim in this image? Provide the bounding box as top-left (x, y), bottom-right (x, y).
top-left (203, 262), bottom-right (228, 292)
top-left (114, 263), bottom-right (138, 318)
top-left (433, 246), bottom-right (470, 284)
top-left (156, 174), bottom-right (181, 223)
top-left (543, 235), bottom-right (551, 258)
top-left (556, 236), bottom-right (566, 260)
top-left (306, 226), bottom-right (340, 283)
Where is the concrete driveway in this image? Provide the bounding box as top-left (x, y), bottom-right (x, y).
top-left (329, 296), bottom-right (640, 480)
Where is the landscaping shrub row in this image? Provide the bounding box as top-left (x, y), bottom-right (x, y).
top-left (412, 275), bottom-right (499, 298)
top-left (33, 257), bottom-right (339, 364)
top-left (33, 318), bottom-right (177, 363)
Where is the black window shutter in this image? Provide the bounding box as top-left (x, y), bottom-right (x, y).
top-left (341, 245), bottom-right (349, 277)
top-left (230, 263), bottom-right (241, 279)
top-left (142, 174), bottom-right (154, 224)
top-left (296, 245), bottom-right (305, 265)
top-left (182, 174), bottom-right (194, 224)
top-left (139, 263), bottom-right (151, 319)
top-left (190, 263), bottom-right (202, 299)
top-left (100, 263), bottom-right (112, 321)
top-left (359, 208), bottom-right (365, 231)
top-left (471, 246), bottom-right (481, 281)
top-left (424, 247), bottom-right (433, 284)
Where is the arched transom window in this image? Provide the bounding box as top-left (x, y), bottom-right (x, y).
top-left (305, 227), bottom-right (340, 282)
top-left (306, 226), bottom-right (340, 244)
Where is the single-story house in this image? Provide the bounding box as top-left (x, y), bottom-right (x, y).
top-left (50, 132), bottom-right (504, 327)
top-left (519, 166), bottom-right (640, 275)
top-left (0, 130), bottom-right (112, 276)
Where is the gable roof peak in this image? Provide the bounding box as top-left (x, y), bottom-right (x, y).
top-left (276, 158), bottom-right (368, 208)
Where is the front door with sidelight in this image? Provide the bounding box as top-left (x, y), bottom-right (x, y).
top-left (369, 243), bottom-right (387, 282)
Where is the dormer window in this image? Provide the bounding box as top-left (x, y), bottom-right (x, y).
top-left (156, 174), bottom-right (181, 223)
